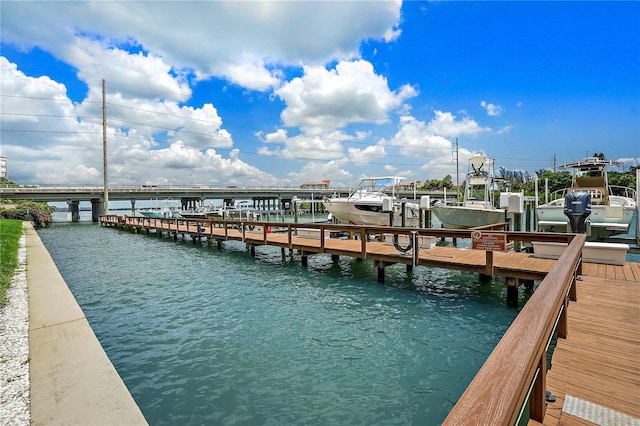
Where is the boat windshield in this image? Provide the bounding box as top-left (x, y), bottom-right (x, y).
top-left (351, 177), bottom-right (405, 197)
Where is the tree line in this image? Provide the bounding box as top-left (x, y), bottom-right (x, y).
top-left (418, 153), bottom-right (637, 198)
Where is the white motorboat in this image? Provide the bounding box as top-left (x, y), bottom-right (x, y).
top-left (536, 157), bottom-right (637, 240)
top-left (322, 176), bottom-right (420, 227)
top-left (431, 153), bottom-right (505, 229)
top-left (205, 201), bottom-right (261, 221)
top-left (139, 199), bottom-right (181, 218)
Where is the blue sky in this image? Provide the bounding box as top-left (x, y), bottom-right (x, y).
top-left (1, 1), bottom-right (638, 187)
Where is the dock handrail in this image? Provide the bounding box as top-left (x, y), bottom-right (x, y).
top-left (99, 214), bottom-right (585, 423)
top-left (443, 232), bottom-right (585, 425)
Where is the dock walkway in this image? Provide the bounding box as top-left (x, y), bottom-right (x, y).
top-left (99, 215), bottom-right (640, 424)
top-left (103, 215), bottom-right (562, 283)
top-left (531, 264), bottom-right (640, 426)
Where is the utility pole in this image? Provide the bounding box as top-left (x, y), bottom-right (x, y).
top-left (455, 137), bottom-right (460, 200)
top-left (102, 79), bottom-right (109, 215)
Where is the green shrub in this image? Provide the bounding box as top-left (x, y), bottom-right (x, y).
top-left (0, 201), bottom-right (53, 228)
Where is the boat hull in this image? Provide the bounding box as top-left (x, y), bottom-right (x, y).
top-left (431, 205), bottom-right (505, 229)
top-left (139, 210), bottom-right (180, 218)
top-left (323, 199), bottom-right (420, 227)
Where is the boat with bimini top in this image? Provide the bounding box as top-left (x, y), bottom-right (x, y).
top-left (322, 176), bottom-right (420, 227)
top-left (138, 199), bottom-right (181, 218)
top-left (536, 157), bottom-right (637, 240)
top-left (431, 152), bottom-right (505, 229)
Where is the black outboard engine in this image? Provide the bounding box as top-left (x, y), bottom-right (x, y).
top-left (563, 191), bottom-right (591, 233)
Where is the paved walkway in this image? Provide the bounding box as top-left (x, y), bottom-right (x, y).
top-left (26, 223), bottom-right (147, 425)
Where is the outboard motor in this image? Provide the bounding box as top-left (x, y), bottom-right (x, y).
top-left (563, 191), bottom-right (591, 233)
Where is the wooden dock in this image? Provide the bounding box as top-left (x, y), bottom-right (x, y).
top-left (100, 215), bottom-right (562, 282)
top-left (99, 215), bottom-right (639, 424)
top-left (530, 264), bottom-right (640, 426)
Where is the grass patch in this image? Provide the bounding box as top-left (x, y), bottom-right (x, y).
top-left (0, 219), bottom-right (23, 307)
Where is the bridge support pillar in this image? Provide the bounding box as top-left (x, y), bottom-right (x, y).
top-left (91, 198), bottom-right (103, 222)
top-left (67, 200), bottom-right (80, 222)
top-left (130, 199), bottom-right (136, 217)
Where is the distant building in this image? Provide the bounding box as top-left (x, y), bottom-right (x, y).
top-left (392, 179), bottom-right (421, 190)
top-left (300, 178), bottom-right (330, 189)
top-left (0, 156), bottom-right (7, 179)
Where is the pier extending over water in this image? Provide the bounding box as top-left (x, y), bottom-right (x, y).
top-left (98, 214), bottom-right (639, 424)
top-left (99, 215), bottom-right (568, 291)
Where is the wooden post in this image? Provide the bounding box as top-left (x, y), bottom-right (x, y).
top-left (360, 229), bottom-right (367, 259)
top-left (530, 356), bottom-right (547, 422)
top-left (506, 277), bottom-right (519, 308)
top-left (515, 213), bottom-right (522, 251)
top-left (377, 264), bottom-right (385, 283)
top-left (557, 296), bottom-right (568, 338)
top-left (485, 250), bottom-right (494, 276)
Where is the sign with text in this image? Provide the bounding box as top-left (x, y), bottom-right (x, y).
top-left (471, 231), bottom-right (507, 251)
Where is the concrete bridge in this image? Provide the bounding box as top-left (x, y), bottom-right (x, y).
top-left (0, 184), bottom-right (446, 222)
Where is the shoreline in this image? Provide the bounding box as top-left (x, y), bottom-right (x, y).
top-left (0, 233), bottom-right (29, 425)
top-left (0, 222), bottom-right (147, 426)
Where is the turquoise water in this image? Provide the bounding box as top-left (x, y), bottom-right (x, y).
top-left (37, 222), bottom-right (520, 425)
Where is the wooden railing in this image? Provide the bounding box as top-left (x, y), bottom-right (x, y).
top-left (443, 232), bottom-right (585, 425)
top-left (99, 215), bottom-right (576, 246)
top-left (100, 214), bottom-right (585, 423)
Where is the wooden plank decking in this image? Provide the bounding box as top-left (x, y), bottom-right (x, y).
top-left (241, 228), bottom-right (559, 280)
top-left (101, 216), bottom-right (640, 424)
top-left (530, 263), bottom-right (640, 426)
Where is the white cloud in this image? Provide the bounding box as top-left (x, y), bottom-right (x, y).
top-left (69, 38), bottom-right (193, 102)
top-left (425, 110), bottom-right (490, 137)
top-left (0, 57), bottom-right (274, 185)
top-left (276, 60), bottom-right (417, 134)
top-left (347, 143), bottom-right (387, 165)
top-left (497, 125), bottom-right (513, 135)
top-left (1, 1), bottom-right (402, 91)
top-left (257, 130), bottom-right (351, 161)
top-left (282, 161), bottom-right (352, 188)
top-left (383, 116), bottom-right (452, 158)
top-left (480, 100), bottom-right (503, 116)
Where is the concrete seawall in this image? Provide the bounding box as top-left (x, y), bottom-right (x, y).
top-left (26, 223), bottom-right (148, 425)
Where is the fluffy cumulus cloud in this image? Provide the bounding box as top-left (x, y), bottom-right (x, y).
top-left (277, 60), bottom-right (417, 134)
top-left (1, 1), bottom-right (402, 91)
top-left (347, 143), bottom-right (387, 165)
top-left (0, 57), bottom-right (269, 185)
top-left (425, 110), bottom-right (490, 137)
top-left (282, 160), bottom-right (352, 188)
top-left (257, 130), bottom-right (351, 161)
top-left (0, 2), bottom-right (410, 185)
top-left (480, 100), bottom-right (503, 116)
top-left (0, 1), bottom-right (516, 188)
top-left (383, 116), bottom-right (452, 158)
